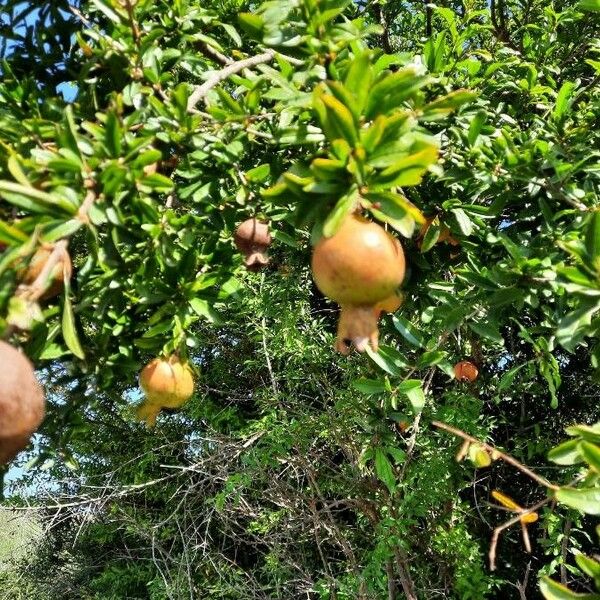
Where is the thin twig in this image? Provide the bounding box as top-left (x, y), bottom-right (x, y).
top-left (489, 497), bottom-right (550, 571)
top-left (432, 421), bottom-right (560, 491)
top-left (187, 50), bottom-right (276, 111)
top-left (560, 518), bottom-right (572, 584)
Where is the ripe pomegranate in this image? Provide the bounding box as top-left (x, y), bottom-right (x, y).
top-left (312, 214), bottom-right (405, 354)
top-left (234, 218), bottom-right (272, 271)
top-left (136, 354), bottom-right (195, 427)
top-left (454, 360), bottom-right (479, 382)
top-left (0, 341), bottom-right (45, 465)
top-left (20, 245), bottom-right (72, 300)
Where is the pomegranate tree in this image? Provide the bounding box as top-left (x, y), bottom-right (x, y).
top-left (311, 214), bottom-right (406, 354)
top-left (0, 341), bottom-right (45, 464)
top-left (137, 354), bottom-right (195, 427)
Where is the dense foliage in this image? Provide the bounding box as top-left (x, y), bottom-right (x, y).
top-left (0, 0), bottom-right (599, 598)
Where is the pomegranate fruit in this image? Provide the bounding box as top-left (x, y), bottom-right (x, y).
top-left (234, 218), bottom-right (272, 271)
top-left (136, 355), bottom-right (195, 427)
top-left (312, 215), bottom-right (405, 306)
top-left (312, 214), bottom-right (405, 354)
top-left (20, 245), bottom-right (72, 300)
top-left (0, 341), bottom-right (45, 465)
top-left (454, 360), bottom-right (479, 382)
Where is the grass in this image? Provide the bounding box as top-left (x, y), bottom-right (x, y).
top-left (0, 508), bottom-right (42, 571)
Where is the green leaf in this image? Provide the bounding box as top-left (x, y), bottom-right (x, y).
top-left (540, 576), bottom-right (599, 599)
top-left (498, 364), bottom-right (525, 391)
top-left (0, 220), bottom-right (28, 245)
top-left (365, 344), bottom-right (408, 376)
top-left (580, 441), bottom-right (600, 472)
top-left (321, 94), bottom-right (358, 145)
top-left (62, 286), bottom-right (85, 359)
top-left (566, 424), bottom-right (600, 443)
top-left (189, 298), bottom-right (222, 324)
top-left (374, 448), bottom-right (396, 494)
top-left (424, 31), bottom-right (446, 73)
top-left (245, 164), bottom-right (271, 182)
top-left (105, 111), bottom-right (121, 157)
top-left (0, 181), bottom-right (75, 215)
top-left (468, 111), bottom-right (487, 146)
top-left (556, 300), bottom-right (600, 352)
top-left (387, 446), bottom-right (407, 464)
top-left (91, 0), bottom-right (123, 23)
top-left (421, 218), bottom-right (441, 252)
top-left (555, 487), bottom-right (600, 515)
top-left (374, 146), bottom-right (438, 188)
top-left (548, 439), bottom-right (584, 465)
top-left (398, 379), bottom-right (426, 414)
top-left (364, 192), bottom-right (424, 237)
top-left (585, 211), bottom-right (600, 269)
top-left (352, 378), bottom-right (387, 395)
top-left (237, 13), bottom-right (264, 37)
top-left (575, 554), bottom-right (600, 580)
top-left (469, 321), bottom-right (503, 345)
top-left (553, 82), bottom-right (576, 122)
top-left (549, 439), bottom-right (584, 465)
top-left (365, 68), bottom-right (428, 118)
top-left (322, 186), bottom-right (359, 238)
top-left (221, 23), bottom-right (242, 46)
top-left (7, 154), bottom-right (31, 187)
top-left (421, 90), bottom-right (476, 119)
top-left (392, 315), bottom-right (425, 347)
top-left (417, 350), bottom-right (446, 368)
top-left (344, 52), bottom-right (372, 115)
top-left (579, 0), bottom-right (600, 11)
top-left (310, 158), bottom-right (346, 180)
top-left (452, 208), bottom-right (473, 236)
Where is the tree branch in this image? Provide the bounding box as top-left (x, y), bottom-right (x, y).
top-left (489, 497), bottom-right (550, 571)
top-left (432, 421), bottom-right (560, 491)
top-left (187, 50), bottom-right (276, 111)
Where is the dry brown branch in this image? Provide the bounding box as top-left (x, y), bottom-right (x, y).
top-left (432, 421), bottom-right (560, 491)
top-left (489, 497), bottom-right (550, 571)
top-left (393, 546), bottom-right (418, 600)
top-left (560, 518), bottom-right (572, 584)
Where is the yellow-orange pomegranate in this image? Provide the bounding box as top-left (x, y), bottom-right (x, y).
top-left (454, 360), bottom-right (479, 382)
top-left (136, 355), bottom-right (195, 427)
top-left (312, 215), bottom-right (405, 306)
top-left (312, 215), bottom-right (405, 354)
top-left (0, 341), bottom-right (45, 465)
top-left (234, 218), bottom-right (272, 271)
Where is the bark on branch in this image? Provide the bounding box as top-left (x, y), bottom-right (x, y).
top-left (187, 50), bottom-right (276, 111)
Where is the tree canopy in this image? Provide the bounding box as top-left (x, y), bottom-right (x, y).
top-left (0, 0), bottom-right (599, 598)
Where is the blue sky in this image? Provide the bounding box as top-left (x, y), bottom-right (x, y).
top-left (2, 2), bottom-right (78, 102)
